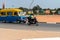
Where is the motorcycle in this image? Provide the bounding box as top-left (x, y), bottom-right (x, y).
top-left (27, 15), bottom-right (39, 26)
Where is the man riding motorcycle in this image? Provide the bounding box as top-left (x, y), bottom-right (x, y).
top-left (27, 14), bottom-right (38, 25)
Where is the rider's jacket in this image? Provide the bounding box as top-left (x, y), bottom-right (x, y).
top-left (29, 15), bottom-right (35, 19)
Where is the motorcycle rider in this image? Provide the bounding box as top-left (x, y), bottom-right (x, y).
top-left (27, 14), bottom-right (38, 25)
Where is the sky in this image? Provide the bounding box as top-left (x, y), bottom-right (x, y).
top-left (0, 0), bottom-right (60, 9)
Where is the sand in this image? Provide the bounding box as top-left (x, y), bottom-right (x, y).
top-left (0, 28), bottom-right (60, 40)
top-left (36, 15), bottom-right (60, 22)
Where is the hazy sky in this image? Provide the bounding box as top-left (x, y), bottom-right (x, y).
top-left (0, 0), bottom-right (60, 9)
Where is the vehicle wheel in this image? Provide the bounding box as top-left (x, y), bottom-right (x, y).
top-left (16, 21), bottom-right (20, 23)
top-left (23, 21), bottom-right (26, 23)
top-left (16, 20), bottom-right (21, 23)
top-left (8, 22), bottom-right (12, 23)
top-left (16, 21), bottom-right (21, 23)
top-left (19, 21), bottom-right (21, 23)
top-left (4, 21), bottom-right (6, 23)
top-left (2, 20), bottom-right (6, 23)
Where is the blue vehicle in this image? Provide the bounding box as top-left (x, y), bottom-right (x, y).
top-left (0, 8), bottom-right (27, 23)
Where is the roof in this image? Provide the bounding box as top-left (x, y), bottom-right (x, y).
top-left (0, 8), bottom-right (23, 12)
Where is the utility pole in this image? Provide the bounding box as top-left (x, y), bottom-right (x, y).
top-left (2, 0), bottom-right (5, 9)
top-left (2, 2), bottom-right (5, 9)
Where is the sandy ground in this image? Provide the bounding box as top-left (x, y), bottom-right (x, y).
top-left (0, 28), bottom-right (60, 40)
top-left (36, 15), bottom-right (60, 22)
